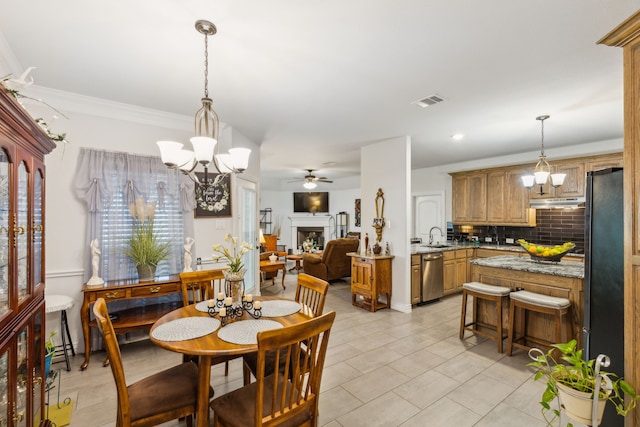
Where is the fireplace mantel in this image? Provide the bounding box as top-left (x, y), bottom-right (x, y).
top-left (288, 215), bottom-right (333, 250)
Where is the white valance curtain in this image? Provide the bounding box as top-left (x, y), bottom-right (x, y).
top-left (74, 148), bottom-right (196, 282)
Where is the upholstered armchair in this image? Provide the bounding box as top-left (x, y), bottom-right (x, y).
top-left (302, 238), bottom-right (359, 281)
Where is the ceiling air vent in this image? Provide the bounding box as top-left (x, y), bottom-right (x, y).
top-left (412, 94), bottom-right (445, 108)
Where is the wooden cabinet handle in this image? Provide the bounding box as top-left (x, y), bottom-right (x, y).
top-left (149, 286), bottom-right (161, 293)
top-left (104, 291), bottom-right (120, 299)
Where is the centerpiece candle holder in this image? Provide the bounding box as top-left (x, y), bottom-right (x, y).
top-left (206, 293), bottom-right (262, 326)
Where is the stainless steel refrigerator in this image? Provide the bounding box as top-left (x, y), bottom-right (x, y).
top-left (584, 167), bottom-right (624, 427)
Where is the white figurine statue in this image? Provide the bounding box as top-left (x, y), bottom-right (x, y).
top-left (183, 237), bottom-right (195, 272)
top-left (87, 239), bottom-right (104, 286)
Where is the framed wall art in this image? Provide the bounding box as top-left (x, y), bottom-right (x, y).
top-left (354, 198), bottom-right (361, 227)
top-left (194, 173), bottom-right (232, 217)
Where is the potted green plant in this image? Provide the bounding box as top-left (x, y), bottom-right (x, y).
top-left (44, 332), bottom-right (56, 377)
top-left (528, 339), bottom-right (639, 426)
top-left (124, 198), bottom-right (170, 281)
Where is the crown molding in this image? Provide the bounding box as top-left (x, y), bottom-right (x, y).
top-left (22, 85), bottom-right (194, 131)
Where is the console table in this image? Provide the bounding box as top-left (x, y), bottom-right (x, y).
top-left (80, 275), bottom-right (181, 370)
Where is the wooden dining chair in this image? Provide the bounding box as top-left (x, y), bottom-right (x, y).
top-left (179, 269), bottom-right (240, 376)
top-left (93, 298), bottom-right (211, 427)
top-left (211, 311), bottom-right (336, 427)
top-left (242, 273), bottom-right (329, 385)
top-left (295, 273), bottom-right (329, 317)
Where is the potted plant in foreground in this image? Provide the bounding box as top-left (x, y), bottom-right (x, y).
top-left (528, 339), bottom-right (639, 426)
top-left (124, 198), bottom-right (169, 282)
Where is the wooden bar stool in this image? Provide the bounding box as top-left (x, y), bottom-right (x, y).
top-left (45, 294), bottom-right (76, 371)
top-left (459, 282), bottom-right (511, 353)
top-left (506, 290), bottom-right (571, 356)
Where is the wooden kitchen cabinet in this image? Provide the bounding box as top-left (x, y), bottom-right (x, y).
top-left (586, 152), bottom-right (623, 172)
top-left (452, 175), bottom-right (470, 223)
top-left (487, 171), bottom-right (506, 223)
top-left (452, 153), bottom-right (621, 226)
top-left (0, 89), bottom-right (56, 426)
top-left (505, 168), bottom-right (535, 225)
top-left (486, 168), bottom-right (535, 226)
top-left (348, 253), bottom-right (393, 312)
top-left (528, 160), bottom-right (586, 199)
top-left (443, 249), bottom-right (468, 295)
top-left (553, 161), bottom-right (585, 198)
top-left (411, 254), bottom-right (421, 305)
top-left (452, 173), bottom-right (487, 224)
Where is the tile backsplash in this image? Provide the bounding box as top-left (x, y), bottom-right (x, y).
top-left (450, 208), bottom-right (585, 253)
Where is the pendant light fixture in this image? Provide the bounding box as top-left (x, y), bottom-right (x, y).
top-left (521, 115), bottom-right (565, 195)
top-left (157, 20), bottom-right (251, 186)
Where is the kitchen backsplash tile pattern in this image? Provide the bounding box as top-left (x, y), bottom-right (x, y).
top-left (450, 208), bottom-right (585, 253)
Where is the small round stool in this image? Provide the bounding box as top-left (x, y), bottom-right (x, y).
top-left (459, 282), bottom-right (511, 353)
top-left (506, 290), bottom-right (571, 356)
top-left (45, 294), bottom-right (76, 371)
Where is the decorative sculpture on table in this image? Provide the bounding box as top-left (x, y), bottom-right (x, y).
top-left (372, 188), bottom-right (385, 254)
top-left (183, 237), bottom-right (195, 272)
top-left (87, 239), bottom-right (104, 286)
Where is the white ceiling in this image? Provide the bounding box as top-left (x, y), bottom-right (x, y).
top-left (0, 0), bottom-right (638, 190)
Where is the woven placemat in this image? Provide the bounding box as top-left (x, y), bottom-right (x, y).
top-left (151, 317), bottom-right (220, 341)
top-left (217, 319), bottom-right (283, 345)
top-left (195, 300), bottom-right (218, 313)
top-left (259, 300), bottom-right (301, 317)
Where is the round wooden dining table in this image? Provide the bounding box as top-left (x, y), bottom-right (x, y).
top-left (149, 296), bottom-right (315, 427)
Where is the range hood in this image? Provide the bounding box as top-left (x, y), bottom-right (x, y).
top-left (530, 197), bottom-right (585, 209)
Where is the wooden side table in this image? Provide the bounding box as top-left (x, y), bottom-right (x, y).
top-left (286, 254), bottom-right (304, 272)
top-left (348, 253), bottom-right (394, 312)
top-left (259, 260), bottom-right (287, 289)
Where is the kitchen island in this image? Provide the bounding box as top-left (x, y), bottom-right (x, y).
top-left (470, 255), bottom-right (584, 348)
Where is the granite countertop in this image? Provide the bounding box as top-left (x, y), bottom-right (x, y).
top-left (470, 255), bottom-right (584, 279)
top-left (411, 242), bottom-right (584, 258)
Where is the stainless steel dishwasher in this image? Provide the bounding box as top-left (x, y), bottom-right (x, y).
top-left (420, 253), bottom-right (444, 303)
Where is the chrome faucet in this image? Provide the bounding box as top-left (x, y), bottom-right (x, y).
top-left (429, 226), bottom-right (444, 245)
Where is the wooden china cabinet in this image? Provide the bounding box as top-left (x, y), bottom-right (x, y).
top-left (0, 88), bottom-right (56, 426)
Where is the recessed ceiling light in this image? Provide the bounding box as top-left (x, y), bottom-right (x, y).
top-left (451, 134), bottom-right (465, 141)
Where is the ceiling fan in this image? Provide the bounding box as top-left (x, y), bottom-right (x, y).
top-left (289, 169), bottom-right (333, 189)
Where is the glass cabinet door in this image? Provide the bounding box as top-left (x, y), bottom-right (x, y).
top-left (33, 171), bottom-right (43, 289)
top-left (16, 162), bottom-right (28, 303)
top-left (15, 327), bottom-right (27, 427)
top-left (0, 149), bottom-right (9, 317)
top-left (32, 309), bottom-right (43, 425)
top-left (0, 346), bottom-right (8, 427)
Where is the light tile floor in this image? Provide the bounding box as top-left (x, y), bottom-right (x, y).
top-left (54, 273), bottom-right (587, 426)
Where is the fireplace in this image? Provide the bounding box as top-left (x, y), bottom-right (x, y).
top-left (297, 227), bottom-right (325, 250)
top-left (289, 215), bottom-right (333, 252)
